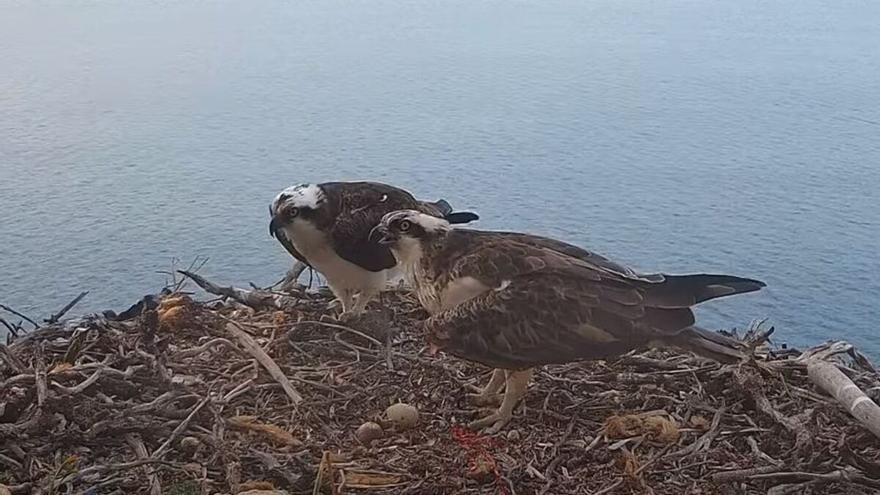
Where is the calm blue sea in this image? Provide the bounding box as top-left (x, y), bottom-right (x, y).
top-left (1, 0), bottom-right (878, 355)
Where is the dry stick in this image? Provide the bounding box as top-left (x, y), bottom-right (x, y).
top-left (807, 359), bottom-right (880, 440)
top-left (125, 434), bottom-right (161, 495)
top-left (539, 417), bottom-right (579, 495)
top-left (51, 368), bottom-right (103, 395)
top-left (179, 270), bottom-right (294, 310)
top-left (151, 396), bottom-right (211, 459)
top-left (44, 291), bottom-right (89, 324)
top-left (711, 465), bottom-right (783, 483)
top-left (34, 343), bottom-right (48, 408)
top-left (295, 320), bottom-right (383, 347)
top-left (174, 337), bottom-right (240, 359)
top-left (0, 344), bottom-right (24, 373)
top-left (735, 368), bottom-right (813, 456)
top-left (223, 320), bottom-right (303, 405)
top-left (56, 459), bottom-right (179, 486)
top-left (313, 451), bottom-right (330, 495)
top-left (0, 304), bottom-right (39, 328)
top-left (591, 477), bottom-right (625, 495)
top-left (747, 469), bottom-right (880, 490)
top-left (669, 407), bottom-right (725, 459)
top-left (0, 317), bottom-right (20, 338)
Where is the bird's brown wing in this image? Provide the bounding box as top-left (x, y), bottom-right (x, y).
top-left (325, 182), bottom-right (422, 271)
top-left (467, 230), bottom-right (658, 281)
top-left (456, 230), bottom-right (764, 303)
top-left (425, 270), bottom-right (694, 369)
top-left (426, 233), bottom-right (759, 368)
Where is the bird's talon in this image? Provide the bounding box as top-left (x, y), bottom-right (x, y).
top-left (467, 410), bottom-right (513, 434)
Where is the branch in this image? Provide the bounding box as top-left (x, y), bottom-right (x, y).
top-left (223, 320), bottom-right (303, 405)
top-left (0, 304), bottom-right (39, 329)
top-left (125, 434), bottom-right (162, 495)
top-left (44, 291), bottom-right (89, 324)
top-left (808, 359), bottom-right (880, 440)
top-left (178, 271), bottom-right (298, 310)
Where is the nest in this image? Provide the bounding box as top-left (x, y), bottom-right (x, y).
top-left (1, 273), bottom-right (879, 495)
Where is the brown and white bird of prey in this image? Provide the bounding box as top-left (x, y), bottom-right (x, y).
top-left (269, 182), bottom-right (478, 316)
top-left (369, 211), bottom-right (765, 433)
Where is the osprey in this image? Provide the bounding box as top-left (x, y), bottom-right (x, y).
top-left (370, 210), bottom-right (765, 433)
top-left (269, 182), bottom-right (478, 316)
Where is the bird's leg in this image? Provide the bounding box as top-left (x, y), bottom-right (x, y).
top-left (468, 368), bottom-right (533, 434)
top-left (336, 288), bottom-right (379, 322)
top-left (466, 369), bottom-right (506, 406)
top-left (326, 286), bottom-right (355, 318)
top-left (349, 288), bottom-right (379, 314)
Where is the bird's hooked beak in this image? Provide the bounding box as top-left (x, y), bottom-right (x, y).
top-left (369, 224), bottom-right (394, 245)
top-left (269, 213), bottom-right (284, 238)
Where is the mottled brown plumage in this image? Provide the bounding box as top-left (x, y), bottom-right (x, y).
top-left (371, 210), bottom-right (765, 432)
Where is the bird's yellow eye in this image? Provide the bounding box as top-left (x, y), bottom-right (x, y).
top-left (289, 207), bottom-right (300, 218)
top-left (399, 220), bottom-right (412, 232)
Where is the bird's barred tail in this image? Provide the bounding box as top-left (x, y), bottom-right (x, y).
top-left (666, 326), bottom-right (746, 364)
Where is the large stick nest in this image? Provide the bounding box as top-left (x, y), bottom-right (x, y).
top-left (1, 274), bottom-right (879, 495)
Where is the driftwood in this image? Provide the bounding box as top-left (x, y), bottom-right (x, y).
top-left (808, 358), bottom-right (880, 440)
top-left (1, 272), bottom-right (879, 494)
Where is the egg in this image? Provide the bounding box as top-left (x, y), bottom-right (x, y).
top-left (355, 422), bottom-right (385, 445)
top-left (385, 403), bottom-right (419, 429)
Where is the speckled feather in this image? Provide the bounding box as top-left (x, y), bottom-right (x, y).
top-left (416, 229), bottom-right (765, 369)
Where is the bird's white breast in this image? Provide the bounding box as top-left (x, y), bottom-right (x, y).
top-left (438, 276), bottom-right (491, 311)
top-left (409, 270), bottom-right (491, 315)
top-left (285, 222), bottom-right (386, 291)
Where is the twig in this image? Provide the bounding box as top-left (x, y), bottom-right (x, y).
top-left (34, 343), bottom-right (48, 408)
top-left (51, 368), bottom-right (103, 395)
top-left (735, 367), bottom-right (813, 456)
top-left (0, 344), bottom-right (24, 373)
top-left (151, 396), bottom-right (211, 459)
top-left (56, 459), bottom-right (180, 485)
top-left (0, 316), bottom-right (20, 339)
top-left (125, 434), bottom-right (162, 495)
top-left (747, 469), bottom-right (880, 490)
top-left (44, 291), bottom-right (89, 324)
top-left (712, 465), bottom-right (783, 483)
top-left (223, 320), bottom-right (303, 405)
top-left (0, 304), bottom-right (39, 328)
top-left (180, 270), bottom-right (297, 310)
top-left (294, 320), bottom-right (383, 348)
top-left (669, 407), bottom-right (724, 458)
top-left (591, 478), bottom-right (624, 495)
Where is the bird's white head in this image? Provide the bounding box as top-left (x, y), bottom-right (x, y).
top-left (269, 183), bottom-right (328, 238)
top-left (368, 210), bottom-right (451, 264)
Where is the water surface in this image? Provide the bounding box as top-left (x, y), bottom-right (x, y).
top-left (1, 0), bottom-right (878, 355)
